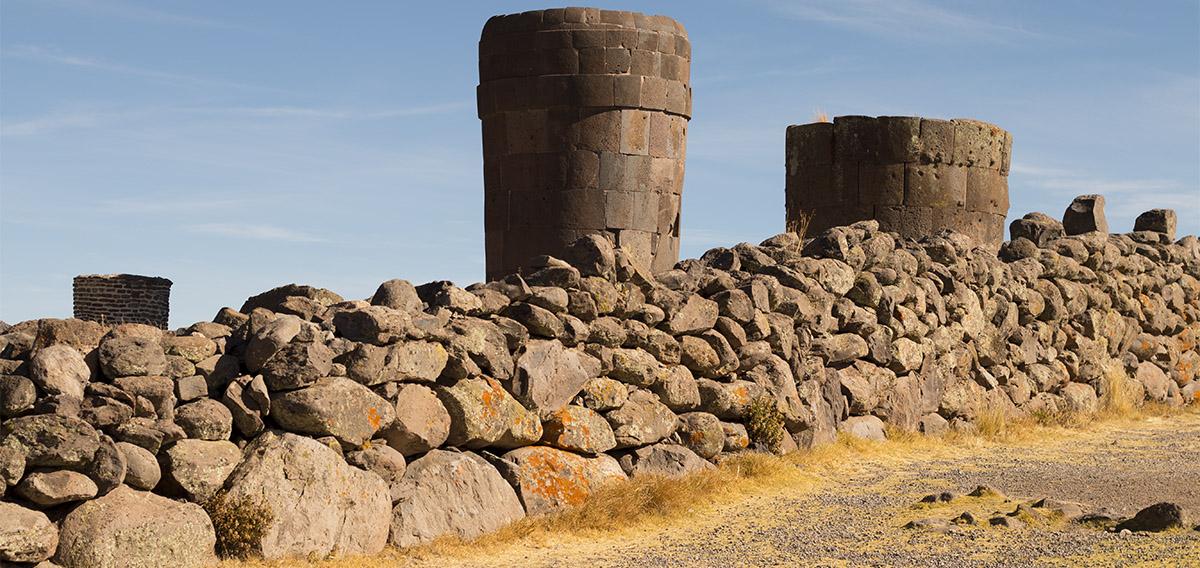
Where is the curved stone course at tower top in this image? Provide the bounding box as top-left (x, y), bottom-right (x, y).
top-left (478, 7), bottom-right (691, 280)
top-left (786, 115), bottom-right (1012, 246)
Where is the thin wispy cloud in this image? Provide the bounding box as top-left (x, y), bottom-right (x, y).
top-left (4, 45), bottom-right (267, 90)
top-left (185, 223), bottom-right (328, 243)
top-left (33, 0), bottom-right (240, 30)
top-left (1, 101), bottom-right (469, 137)
top-left (96, 196), bottom-right (259, 214)
top-left (1011, 164), bottom-right (1184, 194)
top-left (762, 0), bottom-right (1043, 43)
top-left (195, 102), bottom-right (470, 120)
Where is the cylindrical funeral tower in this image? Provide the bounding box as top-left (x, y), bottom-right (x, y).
top-left (478, 8), bottom-right (691, 280)
top-left (73, 274), bottom-right (172, 329)
top-left (786, 116), bottom-right (1011, 246)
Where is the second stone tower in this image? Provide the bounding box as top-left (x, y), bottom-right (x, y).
top-left (478, 8), bottom-right (691, 280)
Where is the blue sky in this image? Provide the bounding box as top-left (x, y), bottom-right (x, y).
top-left (2, 0), bottom-right (1197, 327)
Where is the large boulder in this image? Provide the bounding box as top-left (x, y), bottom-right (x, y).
top-left (1134, 362), bottom-right (1173, 403)
top-left (1062, 194), bottom-right (1109, 235)
top-left (379, 384), bottom-right (451, 456)
top-left (438, 377), bottom-right (542, 449)
top-left (390, 449), bottom-right (525, 547)
top-left (221, 432), bottom-right (391, 559)
top-left (0, 502), bottom-right (58, 563)
top-left (665, 295), bottom-right (719, 334)
top-left (371, 279), bottom-right (423, 312)
top-left (540, 405), bottom-right (617, 454)
top-left (675, 412), bottom-right (724, 459)
top-left (116, 441), bottom-right (160, 490)
top-left (512, 339), bottom-right (592, 417)
top-left (0, 375), bottom-right (35, 417)
top-left (605, 389), bottom-right (678, 449)
top-left (15, 470), bottom-right (98, 506)
top-left (345, 444), bottom-right (407, 503)
top-left (259, 340), bottom-right (334, 390)
top-left (271, 377), bottom-right (396, 447)
top-left (1133, 209), bottom-right (1177, 240)
top-left (159, 439), bottom-right (241, 502)
top-left (175, 398), bottom-right (233, 441)
top-left (495, 446), bottom-right (626, 515)
top-left (618, 443), bottom-right (713, 477)
top-left (28, 344), bottom-right (90, 399)
top-left (2, 414), bottom-right (100, 468)
top-left (54, 486), bottom-right (216, 568)
top-left (98, 336), bottom-right (167, 379)
top-left (1008, 212), bottom-right (1063, 247)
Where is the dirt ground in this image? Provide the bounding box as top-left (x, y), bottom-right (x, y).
top-left (393, 413), bottom-right (1200, 568)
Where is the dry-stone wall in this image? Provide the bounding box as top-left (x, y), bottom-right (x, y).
top-left (72, 274), bottom-right (172, 330)
top-left (787, 116), bottom-right (1012, 247)
top-left (1, 197), bottom-right (1197, 566)
top-left (479, 8), bottom-right (691, 279)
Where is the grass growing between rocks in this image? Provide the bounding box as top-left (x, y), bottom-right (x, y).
top-left (226, 403), bottom-right (1199, 568)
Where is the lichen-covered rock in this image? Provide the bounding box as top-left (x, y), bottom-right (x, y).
top-left (379, 384), bottom-right (451, 456)
top-left (512, 339), bottom-right (591, 417)
top-left (2, 414), bottom-right (100, 469)
top-left (1060, 382), bottom-right (1099, 414)
top-left (541, 405), bottom-right (617, 454)
top-left (840, 415), bottom-right (887, 441)
top-left (390, 449), bottom-right (524, 547)
top-left (272, 377), bottom-right (395, 447)
top-left (98, 336), bottom-right (167, 379)
top-left (618, 443), bottom-right (713, 477)
top-left (159, 439), bottom-right (240, 502)
top-left (54, 486), bottom-right (216, 568)
top-left (495, 446), bottom-right (626, 515)
top-left (438, 376), bottom-right (542, 450)
top-left (0, 374), bottom-right (36, 417)
top-left (28, 344), bottom-right (90, 399)
top-left (116, 441), bottom-right (160, 490)
top-left (371, 278), bottom-right (423, 312)
top-left (15, 470), bottom-right (98, 506)
top-left (675, 412), bottom-right (724, 459)
top-left (174, 398), bottom-right (233, 441)
top-left (260, 340), bottom-right (334, 390)
top-left (651, 364), bottom-right (701, 411)
top-left (221, 432), bottom-right (390, 558)
top-left (696, 379), bottom-right (764, 420)
top-left (346, 444), bottom-right (407, 503)
top-left (605, 389), bottom-right (678, 449)
top-left (0, 501), bottom-right (58, 563)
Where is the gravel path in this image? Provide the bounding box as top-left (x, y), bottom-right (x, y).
top-left (413, 414), bottom-right (1200, 568)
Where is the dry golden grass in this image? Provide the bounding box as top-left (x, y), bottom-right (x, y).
top-left (226, 401), bottom-right (1199, 568)
top-left (813, 110), bottom-right (829, 123)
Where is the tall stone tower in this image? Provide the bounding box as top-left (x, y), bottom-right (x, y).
top-left (478, 7), bottom-right (691, 280)
top-left (786, 116), bottom-right (1011, 246)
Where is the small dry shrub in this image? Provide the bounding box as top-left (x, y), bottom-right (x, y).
top-left (746, 396), bottom-right (784, 452)
top-left (205, 491), bottom-right (274, 560)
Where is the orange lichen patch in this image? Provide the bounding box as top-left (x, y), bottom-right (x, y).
top-left (479, 378), bottom-right (505, 421)
top-left (732, 385), bottom-right (751, 407)
top-left (367, 407), bottom-right (383, 430)
top-left (522, 448), bottom-right (592, 507)
top-left (688, 430), bottom-right (705, 445)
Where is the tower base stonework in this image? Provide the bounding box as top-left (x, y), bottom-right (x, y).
top-left (478, 8), bottom-right (691, 280)
top-left (786, 115), bottom-right (1011, 246)
top-left (73, 274), bottom-right (172, 329)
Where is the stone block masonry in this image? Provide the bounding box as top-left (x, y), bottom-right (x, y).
top-left (72, 274), bottom-right (172, 329)
top-left (786, 116), bottom-right (1012, 247)
top-left (0, 199), bottom-right (1196, 566)
top-left (478, 8), bottom-right (691, 280)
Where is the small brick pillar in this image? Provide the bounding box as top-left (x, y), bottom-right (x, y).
top-left (478, 7), bottom-right (692, 280)
top-left (786, 116), bottom-right (1012, 246)
top-left (73, 274), bottom-right (172, 329)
